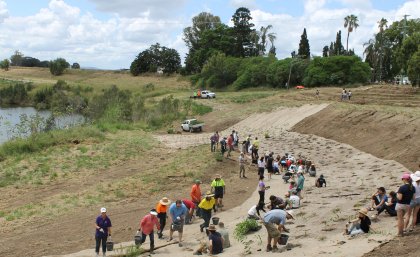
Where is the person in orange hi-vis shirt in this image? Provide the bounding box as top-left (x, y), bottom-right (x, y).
top-left (156, 197), bottom-right (171, 239)
top-left (191, 179), bottom-right (202, 218)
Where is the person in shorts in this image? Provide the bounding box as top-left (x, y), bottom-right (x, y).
top-left (168, 200), bottom-right (188, 246)
top-left (263, 209), bottom-right (294, 252)
top-left (396, 173), bottom-right (416, 236)
top-left (407, 171), bottom-right (420, 231)
top-left (211, 174), bottom-right (225, 208)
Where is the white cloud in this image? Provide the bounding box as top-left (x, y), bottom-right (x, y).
top-left (0, 0), bottom-right (8, 23)
top-left (304, 0), bottom-right (327, 14)
top-left (87, 0), bottom-right (188, 18)
top-left (230, 0), bottom-right (257, 10)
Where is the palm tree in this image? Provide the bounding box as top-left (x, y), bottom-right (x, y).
top-left (377, 18), bottom-right (388, 81)
top-left (344, 14), bottom-right (359, 52)
top-left (258, 25), bottom-right (276, 55)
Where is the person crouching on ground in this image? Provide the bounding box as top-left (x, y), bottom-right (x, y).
top-left (168, 200), bottom-right (188, 246)
top-left (378, 191), bottom-right (397, 217)
top-left (138, 209), bottom-right (160, 253)
top-left (316, 174), bottom-right (327, 187)
top-left (268, 195), bottom-right (286, 210)
top-left (199, 191), bottom-right (217, 233)
top-left (344, 208), bottom-right (371, 236)
top-left (263, 209), bottom-right (294, 252)
top-left (94, 207), bottom-right (112, 257)
top-left (194, 224), bottom-right (224, 255)
top-left (248, 201), bottom-right (266, 220)
top-left (370, 187), bottom-right (388, 213)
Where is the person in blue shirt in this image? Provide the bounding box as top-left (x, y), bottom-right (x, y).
top-left (370, 187), bottom-right (388, 214)
top-left (168, 200), bottom-right (188, 246)
top-left (95, 207), bottom-right (112, 257)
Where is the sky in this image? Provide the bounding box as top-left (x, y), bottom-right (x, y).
top-left (0, 0), bottom-right (419, 69)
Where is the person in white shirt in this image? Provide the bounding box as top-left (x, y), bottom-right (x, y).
top-left (285, 191), bottom-right (300, 209)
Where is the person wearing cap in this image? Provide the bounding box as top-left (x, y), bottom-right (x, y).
top-left (211, 174), bottom-right (225, 208)
top-left (296, 170), bottom-right (305, 199)
top-left (198, 191), bottom-right (217, 232)
top-left (344, 208), bottom-right (371, 236)
top-left (94, 207), bottom-right (112, 257)
top-left (156, 197), bottom-right (171, 239)
top-left (315, 174), bottom-right (327, 187)
top-left (396, 173), bottom-right (416, 236)
top-left (369, 187), bottom-right (388, 213)
top-left (168, 200), bottom-right (188, 246)
top-left (263, 209), bottom-right (294, 252)
top-left (239, 152), bottom-right (247, 178)
top-left (191, 179), bottom-right (202, 217)
top-left (406, 171), bottom-right (420, 232)
top-left (139, 209), bottom-right (160, 252)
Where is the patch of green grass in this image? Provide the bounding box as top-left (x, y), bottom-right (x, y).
top-left (230, 92), bottom-right (272, 103)
top-left (77, 146), bottom-right (88, 153)
top-left (190, 102), bottom-right (213, 115)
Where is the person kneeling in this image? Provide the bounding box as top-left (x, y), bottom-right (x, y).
top-left (344, 208), bottom-right (371, 236)
top-left (194, 225), bottom-right (224, 255)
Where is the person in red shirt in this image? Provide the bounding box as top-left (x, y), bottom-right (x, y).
top-left (227, 134), bottom-right (234, 157)
top-left (191, 180), bottom-right (202, 217)
top-left (138, 209), bottom-right (160, 252)
top-left (182, 199), bottom-right (195, 224)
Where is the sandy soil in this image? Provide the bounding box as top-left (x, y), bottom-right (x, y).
top-left (50, 103), bottom-right (414, 257)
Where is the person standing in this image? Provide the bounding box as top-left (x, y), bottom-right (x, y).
top-left (266, 153), bottom-right (274, 180)
top-left (263, 209), bottom-right (294, 252)
top-left (210, 133), bottom-right (217, 152)
top-left (239, 152), bottom-right (247, 178)
top-left (215, 131), bottom-right (220, 150)
top-left (348, 90), bottom-right (352, 100)
top-left (94, 207), bottom-right (112, 257)
top-left (396, 173), bottom-right (416, 236)
top-left (168, 200), bottom-right (188, 246)
top-left (245, 135), bottom-right (251, 154)
top-left (252, 137), bottom-right (259, 160)
top-left (191, 179), bottom-right (202, 218)
top-left (138, 209), bottom-right (160, 252)
top-left (198, 191), bottom-right (217, 232)
top-left (296, 171), bottom-right (305, 199)
top-left (156, 197), bottom-right (171, 239)
top-left (258, 175), bottom-right (269, 203)
top-left (227, 134), bottom-right (234, 157)
top-left (258, 156), bottom-right (265, 177)
top-left (233, 130), bottom-right (239, 147)
top-left (220, 137), bottom-right (227, 157)
top-left (408, 171), bottom-right (420, 230)
top-left (211, 174), bottom-right (225, 208)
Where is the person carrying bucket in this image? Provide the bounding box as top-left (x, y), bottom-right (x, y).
top-left (138, 209), bottom-right (160, 253)
top-left (94, 207), bottom-right (112, 257)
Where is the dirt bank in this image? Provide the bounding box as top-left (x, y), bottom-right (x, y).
top-left (292, 104), bottom-right (420, 171)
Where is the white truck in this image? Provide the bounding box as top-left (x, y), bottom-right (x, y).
top-left (181, 119), bottom-right (204, 132)
top-left (201, 90), bottom-right (216, 98)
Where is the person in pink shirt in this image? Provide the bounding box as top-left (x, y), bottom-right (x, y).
top-left (227, 134), bottom-right (234, 157)
top-left (138, 209), bottom-right (160, 252)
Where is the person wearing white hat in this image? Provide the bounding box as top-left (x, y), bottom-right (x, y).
top-left (407, 171), bottom-right (420, 231)
top-left (95, 207), bottom-right (112, 257)
top-left (138, 209), bottom-right (160, 252)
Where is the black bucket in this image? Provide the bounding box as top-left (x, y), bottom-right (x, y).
top-left (212, 217), bottom-right (220, 225)
top-left (278, 234), bottom-right (289, 245)
top-left (106, 240), bottom-right (114, 251)
top-left (134, 235), bottom-right (142, 246)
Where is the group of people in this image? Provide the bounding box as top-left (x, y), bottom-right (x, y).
top-left (211, 130), bottom-right (240, 158)
top-left (345, 169), bottom-right (420, 237)
top-left (341, 88), bottom-right (352, 101)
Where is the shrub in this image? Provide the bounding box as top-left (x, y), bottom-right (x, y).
top-left (234, 219), bottom-right (261, 240)
top-left (49, 58), bottom-right (70, 76)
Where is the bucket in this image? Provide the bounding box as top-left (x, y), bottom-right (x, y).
top-left (134, 234), bottom-right (142, 246)
top-left (278, 234), bottom-right (289, 245)
top-left (106, 238), bottom-right (114, 251)
top-left (212, 217), bottom-right (220, 225)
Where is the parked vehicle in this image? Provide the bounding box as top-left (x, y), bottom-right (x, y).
top-left (201, 90), bottom-right (216, 98)
top-left (181, 119), bottom-right (204, 132)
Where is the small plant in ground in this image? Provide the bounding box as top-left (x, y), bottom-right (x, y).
top-left (167, 127), bottom-right (175, 134)
top-left (214, 152), bottom-right (223, 162)
top-left (234, 219), bottom-right (261, 241)
top-left (264, 132), bottom-right (270, 139)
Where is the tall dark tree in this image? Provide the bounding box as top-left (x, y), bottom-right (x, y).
top-left (297, 28), bottom-right (310, 59)
top-left (183, 12), bottom-right (221, 50)
top-left (329, 42), bottom-right (335, 56)
top-left (231, 7), bottom-right (255, 57)
top-left (335, 30), bottom-right (344, 55)
top-left (322, 46), bottom-right (329, 57)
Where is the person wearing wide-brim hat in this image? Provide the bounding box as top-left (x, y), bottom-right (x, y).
top-left (344, 208), bottom-right (371, 236)
top-left (198, 191), bottom-right (217, 233)
top-left (156, 197), bottom-right (171, 239)
top-left (194, 224), bottom-right (224, 255)
top-left (139, 209), bottom-right (160, 252)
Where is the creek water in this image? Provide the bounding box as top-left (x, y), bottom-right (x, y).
top-left (0, 107), bottom-right (85, 145)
